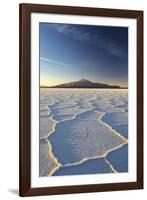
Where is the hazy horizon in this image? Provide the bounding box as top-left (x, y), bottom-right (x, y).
top-left (40, 78), bottom-right (128, 88)
top-left (40, 23), bottom-right (128, 87)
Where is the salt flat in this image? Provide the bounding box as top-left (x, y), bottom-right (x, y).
top-left (39, 89), bottom-right (128, 176)
top-left (49, 110), bottom-right (126, 165)
top-left (39, 139), bottom-right (56, 176)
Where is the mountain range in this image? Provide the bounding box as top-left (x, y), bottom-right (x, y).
top-left (41, 79), bottom-right (123, 89)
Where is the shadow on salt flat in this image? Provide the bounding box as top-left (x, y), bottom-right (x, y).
top-left (53, 158), bottom-right (112, 176)
top-left (112, 124), bottom-right (128, 139)
top-left (102, 112), bottom-right (128, 138)
top-left (106, 144), bottom-right (128, 172)
top-left (91, 102), bottom-right (123, 113)
top-left (102, 112), bottom-right (128, 125)
top-left (52, 114), bottom-right (75, 122)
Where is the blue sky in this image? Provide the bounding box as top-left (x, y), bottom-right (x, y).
top-left (40, 23), bottom-right (128, 87)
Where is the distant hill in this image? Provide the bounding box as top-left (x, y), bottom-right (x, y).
top-left (42, 79), bottom-right (122, 89)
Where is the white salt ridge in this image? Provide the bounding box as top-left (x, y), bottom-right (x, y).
top-left (50, 106), bottom-right (83, 122)
top-left (101, 112), bottom-right (128, 139)
top-left (76, 100), bottom-right (94, 110)
top-left (40, 110), bottom-right (50, 117)
top-left (48, 99), bottom-right (95, 122)
top-left (40, 102), bottom-right (51, 117)
top-left (102, 112), bottom-right (128, 126)
top-left (40, 117), bottom-right (56, 139)
top-left (39, 139), bottom-right (56, 176)
top-left (40, 104), bottom-right (49, 111)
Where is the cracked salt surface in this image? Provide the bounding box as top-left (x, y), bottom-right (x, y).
top-left (49, 110), bottom-right (125, 165)
top-left (39, 89), bottom-right (128, 176)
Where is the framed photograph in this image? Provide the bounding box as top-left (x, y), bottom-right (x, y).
top-left (19, 3), bottom-right (143, 196)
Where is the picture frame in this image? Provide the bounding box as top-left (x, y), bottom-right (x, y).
top-left (19, 3), bottom-right (143, 197)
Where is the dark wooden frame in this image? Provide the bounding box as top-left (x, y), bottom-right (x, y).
top-left (19, 3), bottom-right (143, 197)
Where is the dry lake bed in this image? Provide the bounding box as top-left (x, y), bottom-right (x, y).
top-left (39, 89), bottom-right (128, 177)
